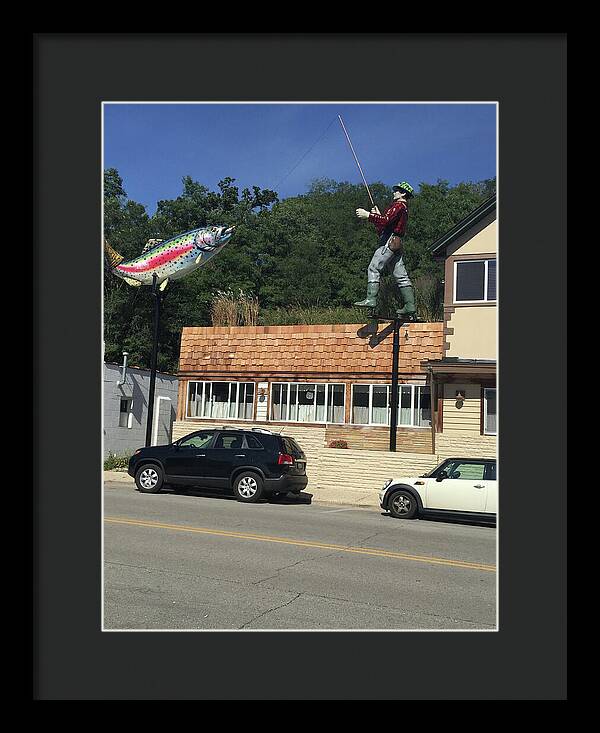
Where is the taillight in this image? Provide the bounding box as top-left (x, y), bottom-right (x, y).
top-left (278, 453), bottom-right (294, 466)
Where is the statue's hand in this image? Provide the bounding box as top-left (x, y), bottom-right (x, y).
top-left (356, 208), bottom-right (370, 219)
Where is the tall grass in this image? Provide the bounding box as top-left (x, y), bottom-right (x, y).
top-left (413, 275), bottom-right (444, 322)
top-left (211, 282), bottom-right (443, 328)
top-left (259, 303), bottom-right (368, 326)
top-left (211, 289), bottom-right (259, 326)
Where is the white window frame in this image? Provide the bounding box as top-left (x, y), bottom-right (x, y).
top-left (453, 258), bottom-right (496, 304)
top-left (118, 397), bottom-right (133, 429)
top-left (350, 383), bottom-right (431, 428)
top-left (186, 381), bottom-right (255, 421)
top-left (269, 382), bottom-right (346, 424)
top-left (483, 387), bottom-right (497, 436)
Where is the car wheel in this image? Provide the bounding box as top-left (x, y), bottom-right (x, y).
top-left (135, 464), bottom-right (164, 494)
top-left (388, 489), bottom-right (418, 519)
top-left (233, 471), bottom-right (264, 503)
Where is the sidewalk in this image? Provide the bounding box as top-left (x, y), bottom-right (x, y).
top-left (103, 471), bottom-right (381, 508)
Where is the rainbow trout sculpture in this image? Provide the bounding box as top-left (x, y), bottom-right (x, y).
top-left (104, 225), bottom-right (235, 290)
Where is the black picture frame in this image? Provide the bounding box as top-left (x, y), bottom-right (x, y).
top-left (34, 33), bottom-right (567, 700)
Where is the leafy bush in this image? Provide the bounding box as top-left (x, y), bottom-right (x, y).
top-left (328, 440), bottom-right (348, 449)
top-left (104, 452), bottom-right (131, 470)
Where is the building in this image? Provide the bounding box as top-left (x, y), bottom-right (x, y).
top-left (103, 361), bottom-right (179, 459)
top-left (423, 194), bottom-right (497, 459)
top-left (175, 322), bottom-right (444, 453)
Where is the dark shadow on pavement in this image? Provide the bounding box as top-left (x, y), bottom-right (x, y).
top-left (165, 486), bottom-right (313, 506)
top-left (379, 512), bottom-right (496, 529)
top-left (267, 491), bottom-right (313, 506)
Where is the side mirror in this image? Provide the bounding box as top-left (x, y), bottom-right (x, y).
top-left (436, 471), bottom-right (448, 482)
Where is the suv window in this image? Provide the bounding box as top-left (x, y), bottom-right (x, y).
top-left (178, 432), bottom-right (214, 449)
top-left (214, 433), bottom-right (244, 450)
top-left (282, 437), bottom-right (303, 457)
top-left (244, 434), bottom-right (265, 450)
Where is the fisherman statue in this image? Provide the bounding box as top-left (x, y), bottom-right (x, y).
top-left (354, 181), bottom-right (417, 320)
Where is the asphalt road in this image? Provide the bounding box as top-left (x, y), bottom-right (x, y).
top-left (104, 482), bottom-right (497, 631)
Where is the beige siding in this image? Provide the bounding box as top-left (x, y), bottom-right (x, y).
top-left (452, 220), bottom-right (497, 256)
top-left (447, 307), bottom-right (496, 359)
top-left (442, 384), bottom-right (482, 436)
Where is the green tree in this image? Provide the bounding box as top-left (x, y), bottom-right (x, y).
top-left (103, 170), bottom-right (495, 371)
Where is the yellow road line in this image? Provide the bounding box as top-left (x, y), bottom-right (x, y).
top-left (104, 516), bottom-right (496, 572)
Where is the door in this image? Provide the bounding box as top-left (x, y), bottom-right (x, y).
top-left (203, 432), bottom-right (248, 485)
top-left (425, 459), bottom-right (488, 512)
top-left (484, 461), bottom-right (497, 513)
top-left (164, 431), bottom-right (215, 478)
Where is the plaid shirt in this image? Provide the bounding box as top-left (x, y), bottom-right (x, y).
top-left (368, 200), bottom-right (408, 237)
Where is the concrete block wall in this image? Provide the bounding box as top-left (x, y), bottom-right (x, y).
top-left (104, 364), bottom-right (179, 459)
top-left (435, 433), bottom-right (496, 460)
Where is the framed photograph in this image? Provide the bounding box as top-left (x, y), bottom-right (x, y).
top-left (34, 33), bottom-right (566, 700)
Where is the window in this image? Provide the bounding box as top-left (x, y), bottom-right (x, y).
top-left (443, 460), bottom-right (486, 481)
top-left (244, 434), bottom-right (265, 450)
top-left (483, 388), bottom-right (496, 435)
top-left (214, 433), bottom-right (244, 450)
top-left (455, 259), bottom-right (496, 303)
top-left (187, 382), bottom-right (255, 420)
top-left (119, 398), bottom-right (132, 428)
top-left (270, 383), bottom-right (345, 423)
top-left (351, 384), bottom-right (431, 427)
top-left (178, 432), bottom-right (214, 449)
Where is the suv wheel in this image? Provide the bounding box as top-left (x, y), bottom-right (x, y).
top-left (233, 471), bottom-right (264, 503)
top-left (388, 489), bottom-right (418, 519)
top-left (135, 464), bottom-right (164, 494)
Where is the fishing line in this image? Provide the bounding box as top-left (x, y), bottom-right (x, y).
top-left (270, 116), bottom-right (338, 192)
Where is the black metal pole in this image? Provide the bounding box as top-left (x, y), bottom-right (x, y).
top-left (145, 274), bottom-right (161, 447)
top-left (389, 318), bottom-right (401, 452)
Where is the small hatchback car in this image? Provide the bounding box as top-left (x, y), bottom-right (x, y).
top-left (379, 457), bottom-right (497, 523)
top-left (128, 428), bottom-right (308, 503)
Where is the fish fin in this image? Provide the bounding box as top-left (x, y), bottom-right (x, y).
top-left (104, 240), bottom-right (124, 269)
top-left (159, 278), bottom-right (169, 292)
top-left (121, 276), bottom-right (142, 287)
top-left (195, 253), bottom-right (203, 264)
top-left (141, 238), bottom-right (163, 254)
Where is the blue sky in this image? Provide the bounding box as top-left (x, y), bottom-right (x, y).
top-left (103, 103), bottom-right (496, 213)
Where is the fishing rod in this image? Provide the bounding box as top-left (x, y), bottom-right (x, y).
top-left (338, 115), bottom-right (376, 210)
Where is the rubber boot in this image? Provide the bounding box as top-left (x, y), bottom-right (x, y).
top-left (354, 281), bottom-right (379, 308)
top-left (396, 285), bottom-right (417, 318)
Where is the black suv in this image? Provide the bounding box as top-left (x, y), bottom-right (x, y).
top-left (128, 428), bottom-right (308, 503)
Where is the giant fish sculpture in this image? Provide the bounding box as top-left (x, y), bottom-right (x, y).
top-left (104, 225), bottom-right (235, 290)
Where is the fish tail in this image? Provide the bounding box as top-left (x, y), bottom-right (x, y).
top-left (104, 240), bottom-right (124, 270)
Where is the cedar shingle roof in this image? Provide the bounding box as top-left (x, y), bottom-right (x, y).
top-left (178, 323), bottom-right (444, 377)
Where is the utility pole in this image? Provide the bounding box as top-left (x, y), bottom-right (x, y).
top-left (145, 273), bottom-right (161, 447)
top-left (389, 318), bottom-right (401, 452)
